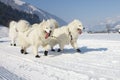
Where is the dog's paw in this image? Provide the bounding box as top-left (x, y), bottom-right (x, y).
top-left (76, 49), bottom-right (81, 52)
top-left (57, 49), bottom-right (61, 52)
top-left (44, 51), bottom-right (48, 56)
top-left (24, 52), bottom-right (28, 55)
top-left (35, 55), bottom-right (40, 58)
top-left (14, 44), bottom-right (16, 46)
top-left (51, 48), bottom-right (55, 51)
top-left (20, 49), bottom-right (24, 54)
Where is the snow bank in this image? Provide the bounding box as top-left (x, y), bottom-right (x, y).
top-left (0, 25), bottom-right (9, 38)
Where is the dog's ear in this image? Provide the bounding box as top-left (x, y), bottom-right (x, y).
top-left (68, 19), bottom-right (79, 26)
top-left (49, 19), bottom-right (59, 28)
top-left (39, 20), bottom-right (47, 28)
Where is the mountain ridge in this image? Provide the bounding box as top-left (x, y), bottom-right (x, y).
top-left (87, 16), bottom-right (120, 33)
top-left (0, 0), bottom-right (67, 26)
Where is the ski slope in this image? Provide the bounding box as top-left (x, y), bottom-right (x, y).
top-left (0, 33), bottom-right (120, 80)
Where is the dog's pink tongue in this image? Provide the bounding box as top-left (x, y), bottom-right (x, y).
top-left (45, 33), bottom-right (50, 39)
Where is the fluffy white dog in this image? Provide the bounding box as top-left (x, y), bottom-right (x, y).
top-left (9, 20), bottom-right (31, 46)
top-left (9, 21), bottom-right (18, 46)
top-left (48, 19), bottom-right (83, 54)
top-left (17, 19), bottom-right (56, 58)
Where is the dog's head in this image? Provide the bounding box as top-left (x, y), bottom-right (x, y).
top-left (17, 20), bottom-right (30, 32)
top-left (68, 19), bottom-right (83, 34)
top-left (42, 19), bottom-right (55, 39)
top-left (49, 19), bottom-right (59, 28)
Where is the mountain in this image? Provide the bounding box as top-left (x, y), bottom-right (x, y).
top-left (87, 16), bottom-right (120, 33)
top-left (0, 0), bottom-right (66, 26)
top-left (0, 1), bottom-right (40, 27)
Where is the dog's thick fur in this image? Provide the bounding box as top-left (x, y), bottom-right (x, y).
top-left (17, 19), bottom-right (56, 58)
top-left (17, 20), bottom-right (31, 32)
top-left (49, 19), bottom-right (59, 28)
top-left (9, 21), bottom-right (18, 46)
top-left (49, 19), bottom-right (83, 52)
top-left (32, 19), bottom-right (59, 28)
top-left (9, 20), bottom-right (31, 46)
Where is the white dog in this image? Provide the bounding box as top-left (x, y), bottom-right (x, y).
top-left (48, 19), bottom-right (83, 54)
top-left (9, 20), bottom-right (31, 46)
top-left (17, 19), bottom-right (56, 58)
top-left (9, 21), bottom-right (18, 46)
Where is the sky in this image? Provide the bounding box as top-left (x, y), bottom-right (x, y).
top-left (23, 0), bottom-right (120, 26)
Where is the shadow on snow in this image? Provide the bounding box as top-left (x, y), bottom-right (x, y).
top-left (80, 46), bottom-right (108, 53)
top-left (39, 46), bottom-right (108, 57)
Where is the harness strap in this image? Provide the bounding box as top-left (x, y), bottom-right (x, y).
top-left (15, 28), bottom-right (18, 32)
top-left (68, 28), bottom-right (73, 40)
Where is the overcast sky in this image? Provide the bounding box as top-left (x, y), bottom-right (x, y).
top-left (23, 0), bottom-right (120, 26)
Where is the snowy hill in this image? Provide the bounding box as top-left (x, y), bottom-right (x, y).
top-left (0, 0), bottom-right (66, 26)
top-left (0, 25), bottom-right (120, 80)
top-left (88, 16), bottom-right (120, 33)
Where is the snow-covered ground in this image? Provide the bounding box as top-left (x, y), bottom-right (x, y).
top-left (0, 25), bottom-right (9, 38)
top-left (0, 26), bottom-right (120, 80)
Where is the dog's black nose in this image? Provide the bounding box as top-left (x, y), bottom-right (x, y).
top-left (83, 27), bottom-right (85, 30)
top-left (50, 30), bottom-right (52, 33)
top-left (48, 30), bottom-right (52, 36)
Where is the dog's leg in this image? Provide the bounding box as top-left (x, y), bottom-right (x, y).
top-left (50, 42), bottom-right (56, 52)
top-left (44, 51), bottom-right (48, 56)
top-left (51, 47), bottom-right (55, 51)
top-left (10, 40), bottom-right (13, 46)
top-left (13, 39), bottom-right (16, 46)
top-left (14, 43), bottom-right (16, 46)
top-left (76, 49), bottom-right (81, 52)
top-left (20, 48), bottom-right (25, 54)
top-left (57, 48), bottom-right (61, 52)
top-left (70, 41), bottom-right (81, 52)
top-left (24, 50), bottom-right (28, 54)
top-left (20, 47), bottom-right (28, 54)
top-left (20, 49), bottom-right (28, 54)
top-left (33, 46), bottom-right (40, 58)
top-left (43, 45), bottom-right (51, 56)
top-left (51, 49), bottom-right (55, 51)
top-left (57, 44), bottom-right (64, 52)
top-left (10, 39), bottom-right (14, 46)
top-left (11, 38), bottom-right (16, 46)
top-left (20, 46), bottom-right (25, 54)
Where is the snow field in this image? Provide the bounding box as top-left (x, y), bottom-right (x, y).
top-left (0, 33), bottom-right (120, 80)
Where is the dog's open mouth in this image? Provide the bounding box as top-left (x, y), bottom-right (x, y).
top-left (77, 28), bottom-right (82, 34)
top-left (45, 31), bottom-right (51, 39)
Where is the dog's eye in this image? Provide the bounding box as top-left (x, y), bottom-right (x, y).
top-left (79, 25), bottom-right (81, 27)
